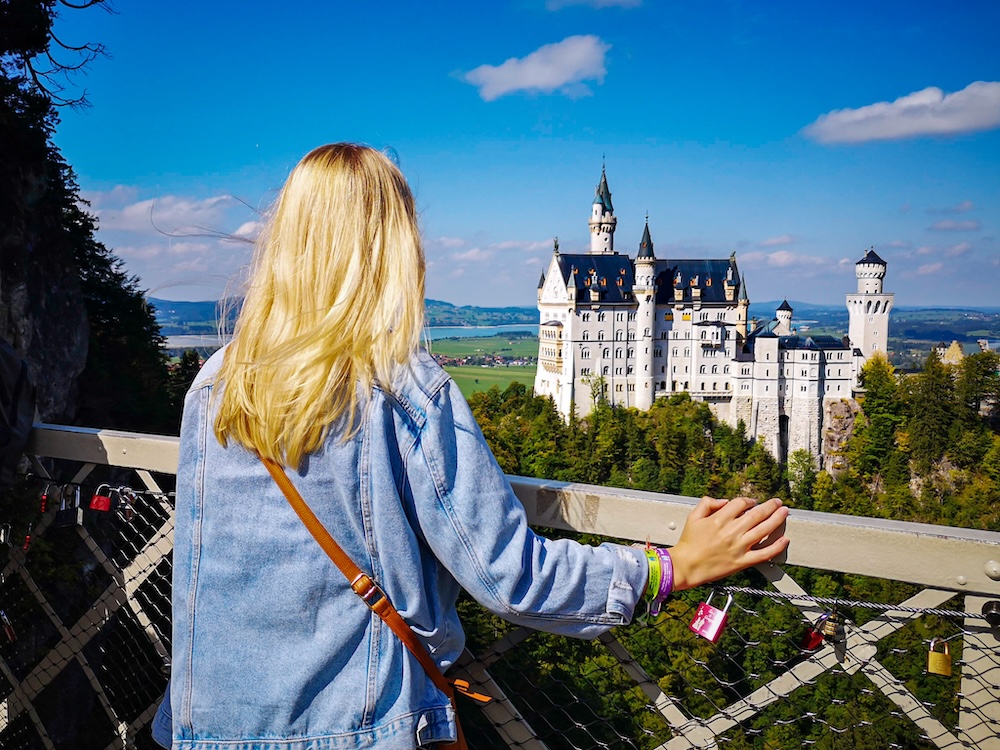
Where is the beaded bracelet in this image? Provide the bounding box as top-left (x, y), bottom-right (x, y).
top-left (648, 548), bottom-right (674, 617)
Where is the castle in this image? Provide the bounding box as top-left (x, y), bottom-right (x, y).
top-left (533, 168), bottom-right (893, 465)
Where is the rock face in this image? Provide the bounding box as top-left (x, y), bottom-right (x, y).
top-left (822, 398), bottom-right (860, 475)
top-left (0, 184), bottom-right (89, 424)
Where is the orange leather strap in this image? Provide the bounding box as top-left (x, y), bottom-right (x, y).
top-left (260, 456), bottom-right (468, 749)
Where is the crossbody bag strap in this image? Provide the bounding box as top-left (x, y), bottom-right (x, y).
top-left (260, 456), bottom-right (455, 699)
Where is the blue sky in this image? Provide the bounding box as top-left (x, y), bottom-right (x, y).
top-left (52, 0), bottom-right (1000, 308)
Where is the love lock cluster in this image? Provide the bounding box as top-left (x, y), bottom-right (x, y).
top-left (687, 593), bottom-right (956, 678)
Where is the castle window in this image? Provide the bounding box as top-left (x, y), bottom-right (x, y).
top-left (627, 348), bottom-right (634, 358)
top-left (615, 330), bottom-right (624, 341)
top-left (615, 367), bottom-right (623, 375)
top-left (801, 369), bottom-right (807, 377)
top-left (616, 384), bottom-right (623, 392)
top-left (644, 327), bottom-right (651, 337)
top-left (603, 366), bottom-right (609, 375)
top-left (700, 312), bottom-right (709, 321)
top-left (672, 331), bottom-right (678, 339)
top-left (582, 313), bottom-right (591, 322)
top-left (581, 367), bottom-right (591, 376)
top-left (725, 382), bottom-right (730, 390)
top-left (598, 313), bottom-right (606, 322)
top-left (628, 383), bottom-right (635, 392)
top-left (712, 365), bottom-right (718, 374)
top-left (628, 312), bottom-right (636, 321)
top-left (616, 313), bottom-right (624, 321)
top-left (672, 348), bottom-right (678, 356)
top-left (724, 366), bottom-right (730, 374)
top-left (712, 382), bottom-right (717, 390)
top-left (581, 349), bottom-right (591, 359)
top-left (685, 331), bottom-right (690, 339)
top-left (597, 331), bottom-right (605, 341)
top-left (672, 381), bottom-right (678, 391)
top-left (700, 365), bottom-right (707, 374)
top-left (660, 381), bottom-right (667, 390)
top-left (654, 348), bottom-right (662, 357)
top-left (717, 312), bottom-right (725, 320)
top-left (628, 331), bottom-right (635, 340)
top-left (701, 382), bottom-right (705, 390)
top-left (661, 332), bottom-right (668, 339)
top-left (684, 348), bottom-right (690, 357)
top-left (627, 366), bottom-right (634, 375)
top-left (616, 277), bottom-right (623, 286)
top-left (603, 348), bottom-right (609, 358)
top-left (684, 382), bottom-right (689, 390)
top-left (582, 331), bottom-right (590, 341)
top-left (701, 331), bottom-right (707, 339)
top-left (616, 348), bottom-right (623, 358)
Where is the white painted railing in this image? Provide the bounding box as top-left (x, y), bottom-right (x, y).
top-left (1, 424), bottom-right (998, 749)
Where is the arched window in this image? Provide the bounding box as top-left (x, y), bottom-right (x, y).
top-left (603, 348), bottom-right (610, 358)
top-left (699, 365), bottom-right (707, 374)
top-left (616, 348), bottom-right (623, 358)
top-left (582, 331), bottom-right (590, 341)
top-left (581, 349), bottom-right (591, 359)
top-left (701, 330), bottom-right (707, 339)
top-left (615, 330), bottom-right (624, 341)
top-left (627, 348), bottom-right (634, 358)
top-left (711, 365), bottom-right (718, 374)
top-left (602, 366), bottom-right (609, 375)
top-left (597, 330), bottom-right (605, 341)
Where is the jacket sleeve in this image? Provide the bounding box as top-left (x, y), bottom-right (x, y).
top-left (404, 376), bottom-right (648, 638)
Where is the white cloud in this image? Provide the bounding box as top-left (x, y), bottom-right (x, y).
top-left (492, 239), bottom-right (552, 252)
top-left (927, 200), bottom-right (975, 214)
top-left (916, 262), bottom-right (944, 275)
top-left (740, 249), bottom-right (831, 269)
top-left (463, 35), bottom-right (610, 101)
top-left (757, 234), bottom-right (800, 248)
top-left (803, 81), bottom-right (1000, 144)
top-left (882, 239), bottom-right (912, 249)
top-left (232, 221), bottom-right (264, 240)
top-left (916, 245), bottom-right (935, 255)
top-left (452, 247), bottom-right (493, 262)
top-left (95, 193), bottom-right (237, 234)
top-left (944, 241), bottom-right (972, 257)
top-left (546, 0), bottom-right (640, 8)
top-left (435, 236), bottom-right (466, 249)
top-left (929, 219), bottom-right (981, 231)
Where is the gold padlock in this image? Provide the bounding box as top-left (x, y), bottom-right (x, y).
top-left (927, 638), bottom-right (952, 677)
top-left (820, 611), bottom-right (840, 639)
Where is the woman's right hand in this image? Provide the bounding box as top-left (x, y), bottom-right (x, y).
top-left (669, 496), bottom-right (789, 592)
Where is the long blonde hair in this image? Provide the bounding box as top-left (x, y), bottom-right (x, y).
top-left (214, 144), bottom-right (425, 468)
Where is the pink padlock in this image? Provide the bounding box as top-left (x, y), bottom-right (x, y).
top-left (689, 592), bottom-right (733, 643)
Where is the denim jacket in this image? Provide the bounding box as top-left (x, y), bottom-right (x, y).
top-left (169, 348), bottom-right (648, 750)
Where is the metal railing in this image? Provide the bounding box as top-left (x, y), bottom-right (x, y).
top-left (1, 424), bottom-right (998, 749)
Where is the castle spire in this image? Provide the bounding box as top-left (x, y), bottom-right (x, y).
top-left (637, 217), bottom-right (655, 259)
top-left (594, 166), bottom-right (613, 213)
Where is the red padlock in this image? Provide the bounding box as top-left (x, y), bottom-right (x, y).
top-left (689, 592), bottom-right (733, 643)
top-left (40, 484), bottom-right (50, 513)
top-left (89, 483), bottom-right (114, 512)
top-left (22, 523), bottom-right (32, 552)
top-left (801, 611), bottom-right (839, 651)
top-left (1, 610), bottom-right (15, 642)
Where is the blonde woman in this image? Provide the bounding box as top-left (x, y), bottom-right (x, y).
top-left (164, 144), bottom-right (789, 750)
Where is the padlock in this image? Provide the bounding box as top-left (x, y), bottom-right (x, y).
top-left (89, 483), bottom-right (114, 512)
top-left (927, 638), bottom-right (952, 677)
top-left (117, 487), bottom-right (136, 522)
top-left (40, 484), bottom-right (50, 513)
top-left (689, 592), bottom-right (733, 643)
top-left (21, 523), bottom-right (31, 552)
top-left (0, 610), bottom-right (15, 642)
top-left (52, 485), bottom-right (84, 528)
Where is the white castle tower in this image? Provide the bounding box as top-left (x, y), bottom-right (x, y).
top-left (589, 167), bottom-right (616, 254)
top-left (634, 219), bottom-right (656, 409)
top-left (846, 248), bottom-right (893, 377)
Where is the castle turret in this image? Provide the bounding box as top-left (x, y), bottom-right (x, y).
top-left (588, 167), bottom-right (617, 254)
top-left (846, 248), bottom-right (893, 382)
top-left (635, 219), bottom-right (656, 409)
top-left (775, 299), bottom-right (793, 335)
top-left (737, 273), bottom-right (750, 339)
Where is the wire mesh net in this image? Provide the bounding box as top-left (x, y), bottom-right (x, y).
top-left (1, 466), bottom-right (998, 750)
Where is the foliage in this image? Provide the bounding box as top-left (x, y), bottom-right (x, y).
top-left (1, 0), bottom-right (173, 432)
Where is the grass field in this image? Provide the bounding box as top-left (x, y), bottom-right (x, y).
top-left (429, 335), bottom-right (537, 359)
top-left (443, 365), bottom-right (536, 398)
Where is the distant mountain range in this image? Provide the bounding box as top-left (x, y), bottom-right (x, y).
top-left (149, 297), bottom-right (538, 335)
top-left (150, 297), bottom-right (1000, 344)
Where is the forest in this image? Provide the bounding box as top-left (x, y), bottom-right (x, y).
top-left (456, 350), bottom-right (1000, 748)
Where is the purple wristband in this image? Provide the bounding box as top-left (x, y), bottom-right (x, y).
top-left (649, 548), bottom-right (673, 617)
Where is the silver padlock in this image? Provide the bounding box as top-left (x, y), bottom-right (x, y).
top-left (689, 592), bottom-right (733, 643)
